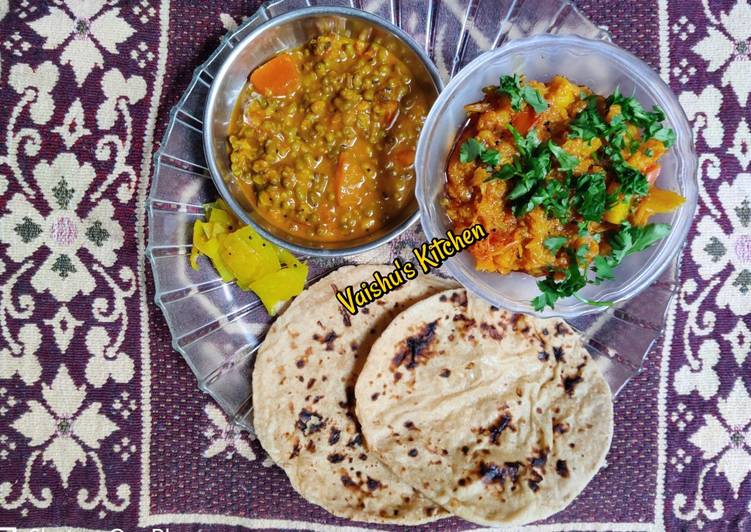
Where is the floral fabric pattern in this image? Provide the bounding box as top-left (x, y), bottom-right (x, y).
top-left (0, 0), bottom-right (748, 531)
top-left (1, 0), bottom-right (145, 523)
top-left (28, 0), bottom-right (135, 85)
top-left (666, 1), bottom-right (751, 530)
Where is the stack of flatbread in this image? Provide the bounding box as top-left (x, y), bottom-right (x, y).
top-left (253, 265), bottom-right (613, 526)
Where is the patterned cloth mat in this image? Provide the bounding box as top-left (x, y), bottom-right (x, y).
top-left (0, 0), bottom-right (748, 530)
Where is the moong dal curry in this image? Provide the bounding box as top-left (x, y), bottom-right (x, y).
top-left (229, 33), bottom-right (435, 243)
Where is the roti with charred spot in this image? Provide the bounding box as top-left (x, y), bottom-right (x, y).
top-left (253, 265), bottom-right (455, 524)
top-left (355, 288), bottom-right (613, 526)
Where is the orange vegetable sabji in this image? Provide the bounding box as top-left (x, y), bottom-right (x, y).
top-left (444, 74), bottom-right (684, 280)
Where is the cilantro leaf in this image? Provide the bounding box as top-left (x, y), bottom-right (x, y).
top-left (480, 148), bottom-right (501, 167)
top-left (501, 126), bottom-right (576, 219)
top-left (532, 248), bottom-right (615, 311)
top-left (459, 138), bottom-right (485, 163)
top-left (593, 222), bottom-right (671, 283)
top-left (508, 174), bottom-right (541, 201)
top-left (507, 124), bottom-right (540, 159)
top-left (627, 222), bottom-right (672, 253)
top-left (539, 179), bottom-right (570, 222)
top-left (592, 255), bottom-right (615, 284)
top-left (498, 74), bottom-right (524, 110)
top-left (531, 290), bottom-right (558, 313)
top-left (459, 138), bottom-right (502, 168)
top-left (512, 189), bottom-right (545, 217)
top-left (532, 251), bottom-right (588, 311)
top-left (649, 125), bottom-right (676, 147)
top-left (600, 128), bottom-right (649, 198)
top-left (577, 221), bottom-right (589, 236)
top-left (502, 124), bottom-right (551, 213)
top-left (486, 159), bottom-right (522, 182)
top-left (613, 161), bottom-right (649, 197)
top-left (533, 222), bottom-right (672, 310)
top-left (544, 236), bottom-right (568, 255)
top-left (568, 96), bottom-right (607, 141)
top-left (573, 172), bottom-right (607, 222)
top-left (498, 74), bottom-right (548, 113)
top-left (609, 88), bottom-right (647, 121)
top-left (507, 151), bottom-right (550, 206)
top-left (576, 243), bottom-right (590, 261)
top-left (609, 89), bottom-right (676, 147)
top-left (521, 85), bottom-right (548, 113)
top-left (548, 142), bottom-right (579, 172)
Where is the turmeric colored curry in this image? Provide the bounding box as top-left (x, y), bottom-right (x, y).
top-left (444, 74), bottom-right (684, 310)
top-left (228, 33), bottom-right (434, 243)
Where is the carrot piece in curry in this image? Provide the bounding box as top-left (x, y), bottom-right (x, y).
top-left (250, 53), bottom-right (300, 96)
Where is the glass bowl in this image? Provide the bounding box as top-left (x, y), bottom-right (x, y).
top-left (203, 6), bottom-right (442, 257)
top-left (415, 34), bottom-right (698, 318)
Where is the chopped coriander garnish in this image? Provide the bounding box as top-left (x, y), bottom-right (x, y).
top-left (568, 92), bottom-right (663, 199)
top-left (498, 74), bottom-right (549, 113)
top-left (486, 125), bottom-right (548, 211)
top-left (499, 74), bottom-right (525, 110)
top-left (609, 87), bottom-right (676, 147)
top-left (592, 222), bottom-right (670, 285)
top-left (544, 236), bottom-right (568, 255)
top-left (507, 124), bottom-right (540, 159)
top-left (487, 160), bottom-right (522, 181)
top-left (548, 141), bottom-right (579, 172)
top-left (508, 152), bottom-right (549, 200)
top-left (506, 150), bottom-right (551, 214)
top-left (608, 222), bottom-right (671, 264)
top-left (533, 222), bottom-right (672, 311)
top-left (460, 137), bottom-right (501, 169)
top-left (568, 96), bottom-right (606, 141)
top-left (480, 148), bottom-right (501, 167)
top-left (459, 138), bottom-right (485, 163)
top-left (573, 172), bottom-right (607, 222)
top-left (486, 129), bottom-right (576, 221)
top-left (538, 179), bottom-right (571, 222)
top-left (650, 125), bottom-right (676, 146)
top-left (576, 243), bottom-right (590, 261)
top-left (610, 159), bottom-right (649, 196)
top-left (521, 85), bottom-right (549, 113)
top-left (532, 250), bottom-right (588, 312)
top-left (592, 255), bottom-right (615, 284)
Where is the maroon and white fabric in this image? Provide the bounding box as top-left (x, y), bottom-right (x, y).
top-left (0, 0), bottom-right (748, 529)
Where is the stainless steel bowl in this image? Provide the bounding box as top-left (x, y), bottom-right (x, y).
top-left (203, 6), bottom-right (442, 257)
